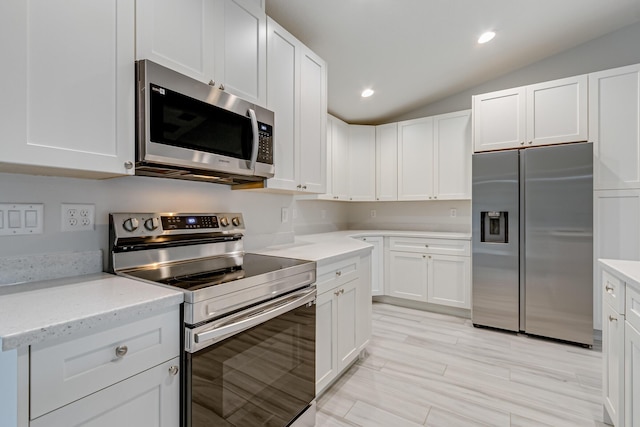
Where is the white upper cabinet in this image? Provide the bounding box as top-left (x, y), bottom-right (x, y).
top-left (348, 126), bottom-right (376, 201)
top-left (473, 87), bottom-right (526, 152)
top-left (433, 110), bottom-right (471, 200)
top-left (526, 75), bottom-right (588, 146)
top-left (375, 123), bottom-right (398, 201)
top-left (135, 0), bottom-right (216, 83)
top-left (263, 18), bottom-right (327, 193)
top-left (213, 0), bottom-right (266, 106)
top-left (136, 0), bottom-right (266, 106)
top-left (328, 115), bottom-right (350, 200)
top-left (0, 0), bottom-right (135, 178)
top-left (473, 75), bottom-right (588, 152)
top-left (397, 111), bottom-right (471, 201)
top-left (590, 63), bottom-right (640, 190)
top-left (298, 47), bottom-right (327, 193)
top-left (264, 18), bottom-right (299, 191)
top-left (398, 117), bottom-right (435, 200)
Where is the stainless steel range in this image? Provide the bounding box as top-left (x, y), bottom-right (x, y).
top-left (108, 212), bottom-right (317, 427)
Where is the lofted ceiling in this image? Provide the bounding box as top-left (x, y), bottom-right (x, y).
top-left (265, 0), bottom-right (640, 124)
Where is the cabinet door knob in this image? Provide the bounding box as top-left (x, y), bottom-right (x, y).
top-left (340, 289), bottom-right (344, 294)
top-left (528, 141), bottom-right (533, 145)
top-left (219, 84), bottom-right (225, 90)
top-left (520, 141), bottom-right (525, 145)
top-left (425, 244), bottom-right (429, 247)
top-left (605, 285), bottom-right (614, 293)
top-left (115, 345), bottom-right (128, 358)
top-left (208, 80), bottom-right (215, 86)
top-left (124, 161), bottom-right (133, 170)
top-left (335, 271), bottom-right (342, 277)
top-left (609, 315), bottom-right (618, 322)
top-left (334, 290), bottom-right (341, 296)
top-left (169, 366), bottom-right (179, 376)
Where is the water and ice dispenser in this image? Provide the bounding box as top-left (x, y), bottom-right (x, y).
top-left (480, 211), bottom-right (508, 243)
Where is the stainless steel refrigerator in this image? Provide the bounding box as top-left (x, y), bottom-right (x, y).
top-left (471, 142), bottom-right (593, 346)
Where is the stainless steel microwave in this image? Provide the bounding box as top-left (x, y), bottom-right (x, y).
top-left (135, 60), bottom-right (275, 184)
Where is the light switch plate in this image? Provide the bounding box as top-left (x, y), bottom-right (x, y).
top-left (0, 203), bottom-right (44, 235)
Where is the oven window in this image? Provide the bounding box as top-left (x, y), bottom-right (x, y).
top-left (149, 84), bottom-right (253, 160)
top-left (185, 303), bottom-right (316, 426)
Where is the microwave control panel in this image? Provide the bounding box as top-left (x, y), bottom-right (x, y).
top-left (257, 122), bottom-right (273, 165)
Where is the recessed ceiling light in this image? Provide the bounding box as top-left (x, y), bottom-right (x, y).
top-left (361, 88), bottom-right (374, 98)
top-left (478, 31), bottom-right (496, 44)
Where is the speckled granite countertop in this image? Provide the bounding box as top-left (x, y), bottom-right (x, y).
top-left (257, 230), bottom-right (471, 266)
top-left (0, 273), bottom-right (183, 351)
top-left (599, 259), bottom-right (640, 293)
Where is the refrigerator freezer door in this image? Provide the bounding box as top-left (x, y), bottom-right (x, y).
top-left (472, 151), bottom-right (520, 331)
top-left (523, 142), bottom-right (593, 345)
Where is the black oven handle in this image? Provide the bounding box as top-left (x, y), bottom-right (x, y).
top-left (248, 108), bottom-right (259, 171)
top-left (193, 287), bottom-right (316, 347)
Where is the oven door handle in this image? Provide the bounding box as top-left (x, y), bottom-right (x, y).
top-left (248, 108), bottom-right (259, 171)
top-left (193, 287), bottom-right (316, 346)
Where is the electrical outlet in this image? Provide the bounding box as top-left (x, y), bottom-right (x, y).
top-left (62, 204), bottom-right (95, 232)
top-left (450, 208), bottom-right (457, 218)
top-left (370, 210), bottom-right (377, 218)
top-left (281, 207), bottom-right (289, 223)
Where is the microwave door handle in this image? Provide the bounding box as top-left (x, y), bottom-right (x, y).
top-left (248, 108), bottom-right (259, 170)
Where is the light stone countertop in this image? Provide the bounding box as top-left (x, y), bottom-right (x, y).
top-left (599, 259), bottom-right (640, 293)
top-left (257, 230), bottom-right (471, 266)
top-left (0, 273), bottom-right (183, 351)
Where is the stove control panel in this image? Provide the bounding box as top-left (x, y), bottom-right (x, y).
top-left (110, 213), bottom-right (244, 237)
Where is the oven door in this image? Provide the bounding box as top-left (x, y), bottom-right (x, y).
top-left (184, 288), bottom-right (316, 427)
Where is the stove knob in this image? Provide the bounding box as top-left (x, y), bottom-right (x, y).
top-left (123, 217), bottom-right (139, 232)
top-left (220, 217), bottom-right (229, 227)
top-left (144, 217), bottom-right (159, 231)
top-left (232, 217), bottom-right (241, 227)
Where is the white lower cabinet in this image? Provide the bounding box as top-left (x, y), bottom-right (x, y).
top-left (603, 300), bottom-right (625, 426)
top-left (428, 254), bottom-right (470, 309)
top-left (626, 321), bottom-right (640, 427)
top-left (388, 237), bottom-right (471, 309)
top-left (28, 306), bottom-right (180, 426)
top-left (315, 253), bottom-right (371, 395)
top-left (601, 262), bottom-right (640, 426)
top-left (358, 236), bottom-right (384, 296)
top-left (30, 357), bottom-right (180, 427)
top-left (389, 251), bottom-right (429, 301)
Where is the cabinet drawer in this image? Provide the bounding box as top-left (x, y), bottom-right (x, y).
top-left (627, 285), bottom-right (640, 332)
top-left (389, 237), bottom-right (470, 256)
top-left (316, 256), bottom-right (360, 295)
top-left (30, 306), bottom-right (180, 419)
top-left (603, 270), bottom-right (626, 314)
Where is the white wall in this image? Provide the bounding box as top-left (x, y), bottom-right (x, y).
top-left (391, 21), bottom-right (640, 121)
top-left (347, 200), bottom-right (471, 232)
top-left (0, 172), bottom-right (302, 262)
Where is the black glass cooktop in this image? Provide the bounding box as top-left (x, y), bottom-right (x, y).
top-left (125, 253), bottom-right (311, 292)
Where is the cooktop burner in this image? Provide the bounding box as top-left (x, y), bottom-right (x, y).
top-left (125, 253), bottom-right (310, 292)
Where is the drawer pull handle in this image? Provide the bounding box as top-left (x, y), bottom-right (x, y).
top-left (336, 271), bottom-right (342, 277)
top-left (609, 315), bottom-right (618, 322)
top-left (605, 285), bottom-right (614, 293)
top-left (424, 244), bottom-right (429, 247)
top-left (169, 366), bottom-right (179, 376)
top-left (115, 345), bottom-right (128, 358)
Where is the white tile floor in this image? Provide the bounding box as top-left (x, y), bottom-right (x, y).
top-left (316, 302), bottom-right (606, 427)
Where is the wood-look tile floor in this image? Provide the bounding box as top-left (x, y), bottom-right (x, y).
top-left (316, 302), bottom-right (606, 427)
